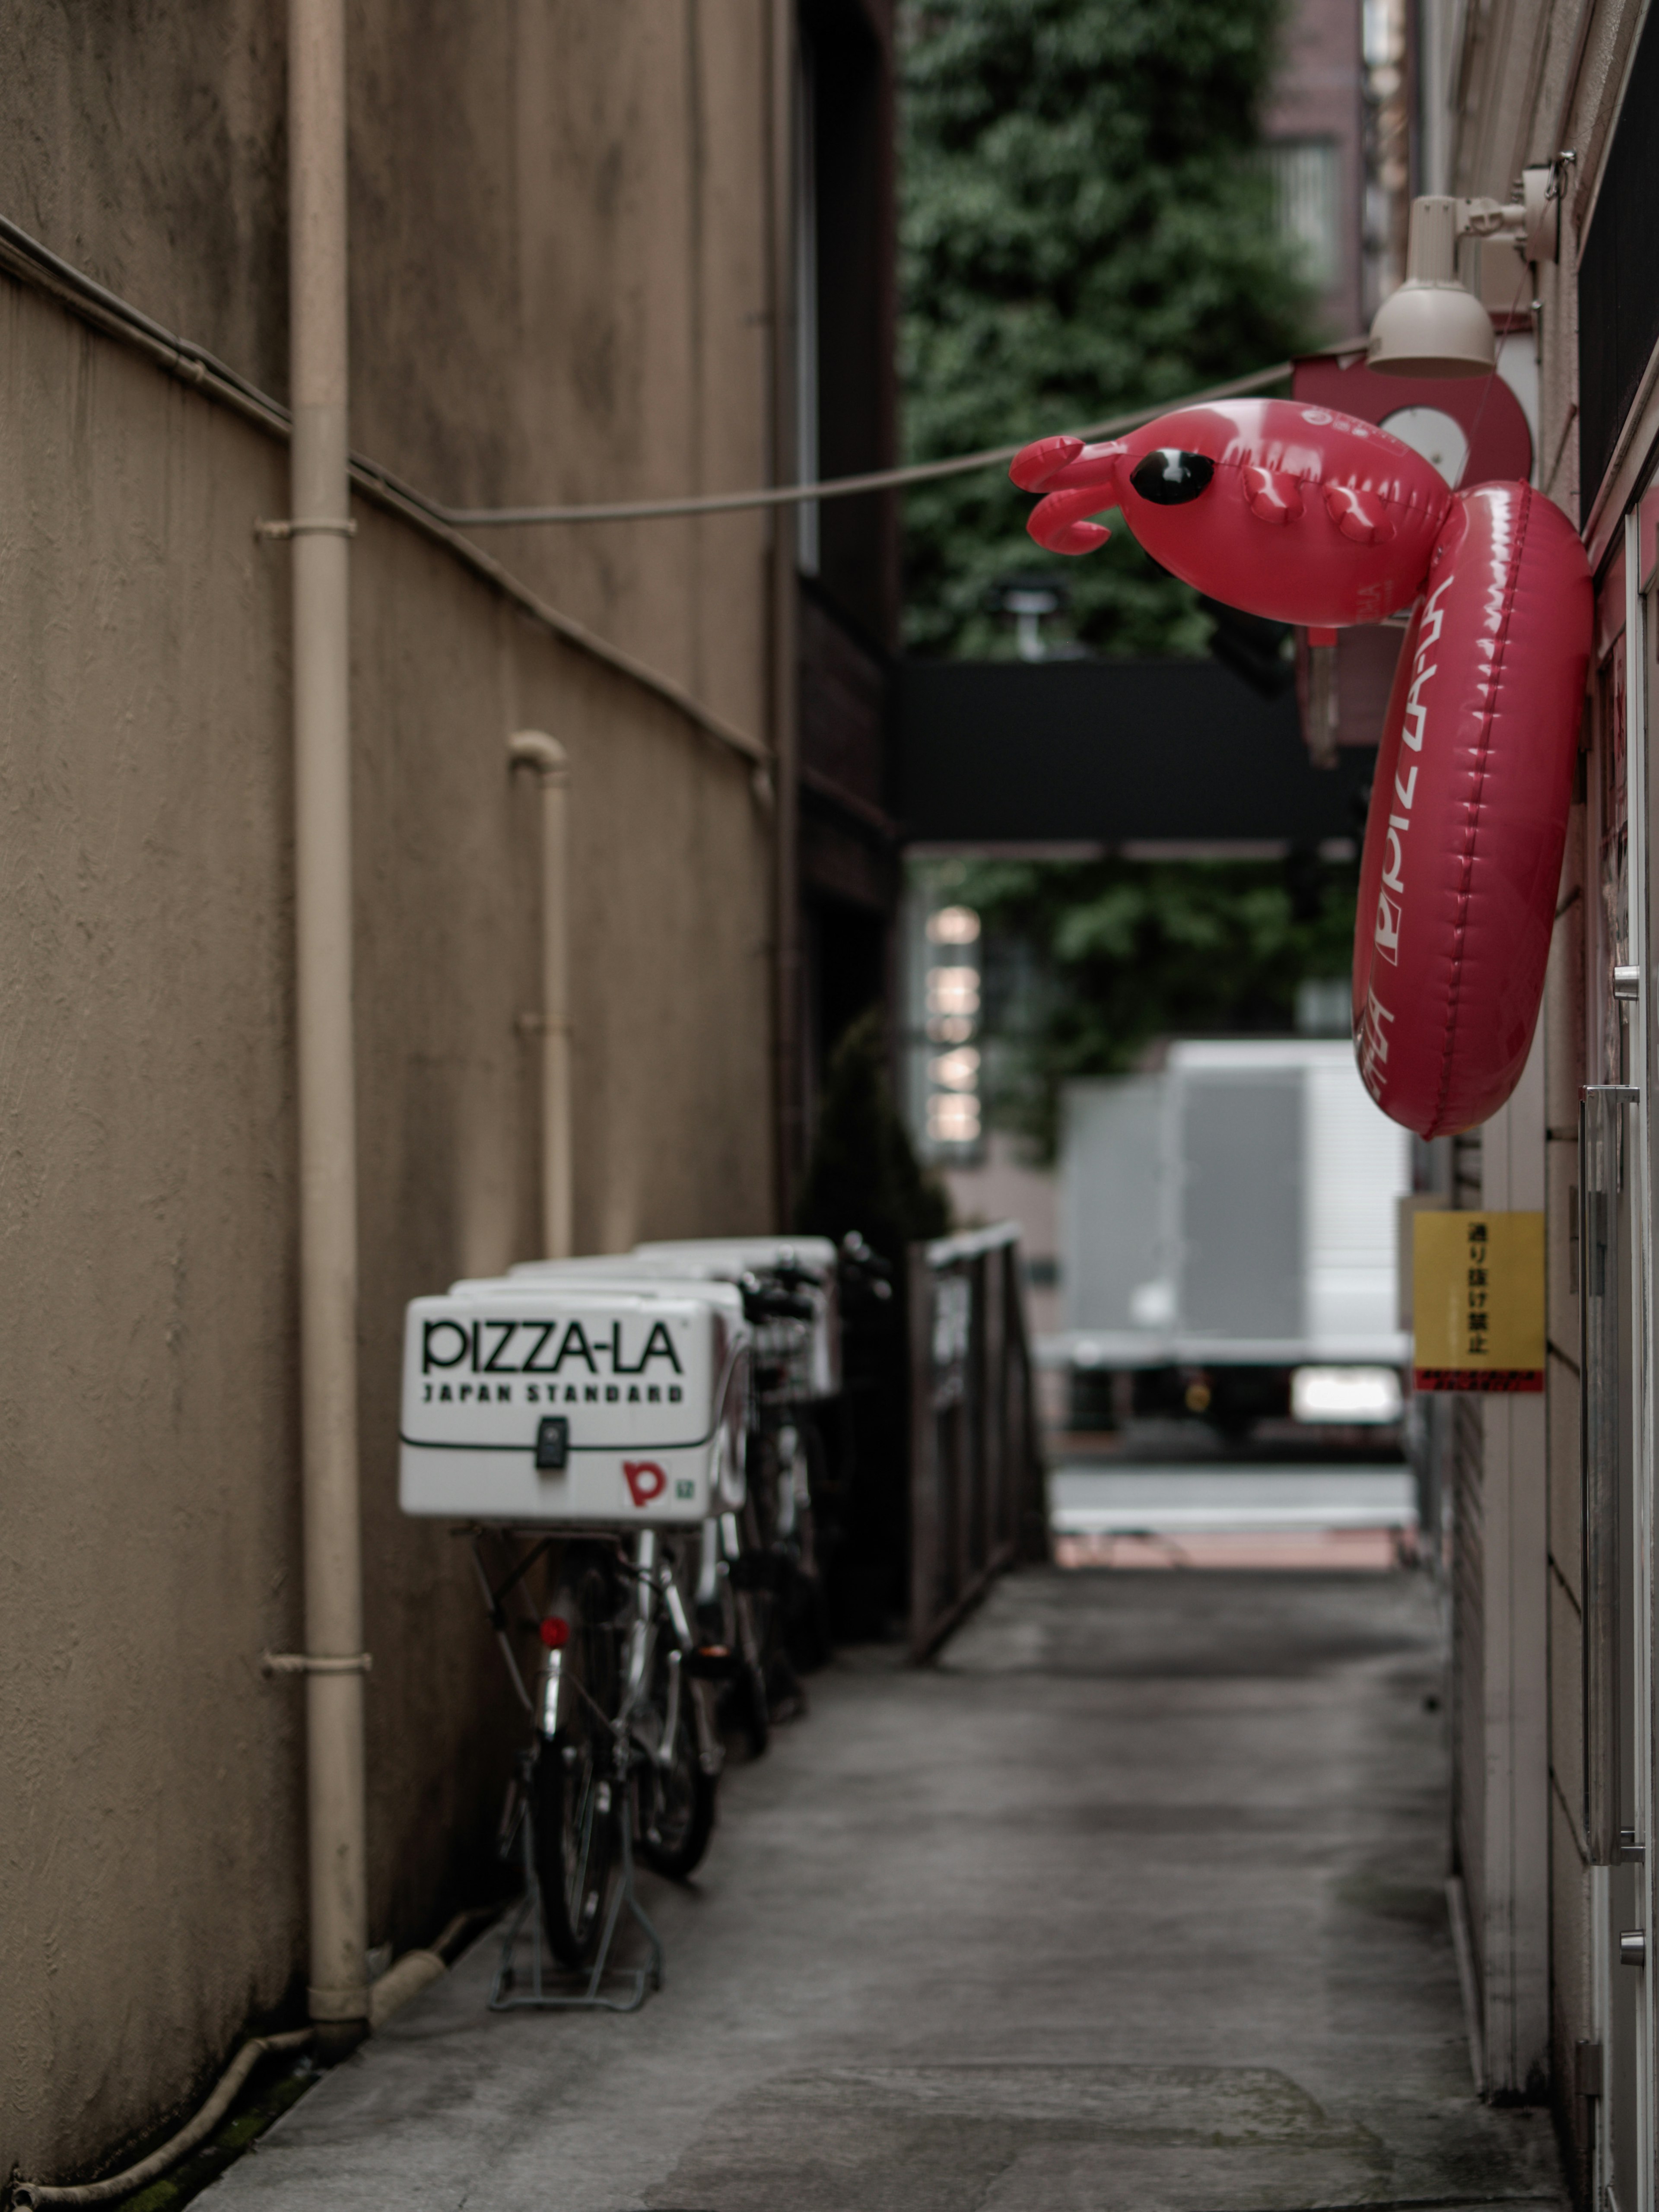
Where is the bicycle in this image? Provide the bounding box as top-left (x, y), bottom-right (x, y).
top-left (400, 1277), bottom-right (750, 2009)
top-left (732, 1270), bottom-right (832, 1702)
top-left (631, 1239), bottom-right (845, 1708)
top-left (498, 1243), bottom-right (842, 1747)
top-left (475, 1524), bottom-right (729, 2006)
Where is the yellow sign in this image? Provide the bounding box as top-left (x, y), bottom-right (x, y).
top-left (1412, 1210), bottom-right (1545, 1393)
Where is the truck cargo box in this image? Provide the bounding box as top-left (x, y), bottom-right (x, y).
top-left (1058, 1040), bottom-right (1412, 1371)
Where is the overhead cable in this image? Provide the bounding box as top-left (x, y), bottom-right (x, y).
top-left (409, 363), bottom-right (1299, 526)
top-left (0, 213), bottom-right (1310, 530)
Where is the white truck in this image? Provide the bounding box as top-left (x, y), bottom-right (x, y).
top-left (1055, 1039), bottom-right (1413, 1436)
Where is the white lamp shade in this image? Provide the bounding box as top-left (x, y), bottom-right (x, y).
top-left (1367, 277), bottom-right (1497, 379)
top-left (1369, 196), bottom-right (1501, 378)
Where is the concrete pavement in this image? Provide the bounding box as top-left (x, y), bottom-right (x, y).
top-left (203, 1567), bottom-right (1566, 2212)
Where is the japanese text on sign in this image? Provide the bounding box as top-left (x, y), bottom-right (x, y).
top-left (1412, 1209), bottom-right (1545, 1393)
top-left (1466, 1220), bottom-right (1488, 1359)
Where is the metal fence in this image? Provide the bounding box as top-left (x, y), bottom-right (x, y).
top-left (908, 1222), bottom-right (1047, 1660)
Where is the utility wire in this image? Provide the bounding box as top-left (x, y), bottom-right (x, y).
top-left (0, 214), bottom-right (286, 427)
top-left (0, 213), bottom-right (1338, 531)
top-left (0, 213), bottom-right (767, 765)
top-left (421, 361), bottom-right (1303, 526)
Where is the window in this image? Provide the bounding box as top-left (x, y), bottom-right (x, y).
top-left (1266, 138), bottom-right (1341, 291)
top-left (906, 890), bottom-right (985, 1160)
top-left (1580, 0), bottom-right (1659, 507)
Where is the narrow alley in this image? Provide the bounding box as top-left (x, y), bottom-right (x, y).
top-left (202, 1567), bottom-right (1563, 2212)
top-left (11, 3), bottom-right (1654, 2204)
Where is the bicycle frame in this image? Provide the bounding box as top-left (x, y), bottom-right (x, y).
top-left (467, 1522), bottom-right (719, 2012)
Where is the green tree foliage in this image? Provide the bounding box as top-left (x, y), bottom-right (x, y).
top-left (794, 1011), bottom-right (950, 1643)
top-left (955, 854), bottom-right (1359, 1155)
top-left (795, 1009), bottom-right (951, 1265)
top-left (901, 0), bottom-right (1317, 659)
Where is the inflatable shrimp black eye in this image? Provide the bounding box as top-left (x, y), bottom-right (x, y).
top-left (1011, 396), bottom-right (1592, 1138)
top-left (1129, 448), bottom-right (1215, 505)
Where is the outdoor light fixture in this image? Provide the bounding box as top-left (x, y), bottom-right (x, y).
top-left (922, 902), bottom-right (983, 1150)
top-left (985, 577), bottom-right (1073, 663)
top-left (1367, 170), bottom-right (1560, 378)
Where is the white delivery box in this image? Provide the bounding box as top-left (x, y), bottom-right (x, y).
top-left (507, 1242), bottom-right (842, 1401)
top-left (630, 1237), bottom-right (842, 1399)
top-left (630, 1236), bottom-right (839, 1276)
top-left (399, 1283), bottom-right (749, 1527)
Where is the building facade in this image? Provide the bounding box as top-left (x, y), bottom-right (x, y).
top-left (1421, 0), bottom-right (1659, 2201)
top-left (0, 3), bottom-right (895, 2188)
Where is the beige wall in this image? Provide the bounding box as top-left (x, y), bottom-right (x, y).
top-left (0, 6), bottom-right (777, 728)
top-left (0, 289), bottom-right (311, 2181)
top-left (1, 3), bottom-right (779, 2184)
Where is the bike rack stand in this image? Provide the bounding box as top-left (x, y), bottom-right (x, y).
top-left (488, 1753), bottom-right (665, 2015)
top-left (464, 1526), bottom-right (667, 2014)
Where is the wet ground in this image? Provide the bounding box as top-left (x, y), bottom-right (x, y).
top-left (200, 1567), bottom-right (1564, 2212)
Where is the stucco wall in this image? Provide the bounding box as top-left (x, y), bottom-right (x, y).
top-left (0, 5), bottom-right (778, 2184)
top-left (0, 286), bottom-right (309, 2182)
top-left (0, 2), bottom-right (777, 729)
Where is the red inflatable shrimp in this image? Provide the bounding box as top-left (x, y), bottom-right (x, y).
top-left (1011, 398), bottom-right (1592, 1138)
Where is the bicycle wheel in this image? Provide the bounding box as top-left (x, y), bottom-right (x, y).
top-left (634, 1653), bottom-right (717, 1881)
top-left (531, 1546), bottom-right (620, 1967)
top-left (723, 1574), bottom-right (772, 1758)
top-left (778, 1416), bottom-right (831, 1675)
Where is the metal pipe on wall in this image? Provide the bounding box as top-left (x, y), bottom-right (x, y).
top-left (289, 0), bottom-right (369, 2047)
top-left (1580, 1087), bottom-right (1625, 1865)
top-left (767, 0), bottom-right (803, 1225)
top-left (509, 733), bottom-right (573, 1259)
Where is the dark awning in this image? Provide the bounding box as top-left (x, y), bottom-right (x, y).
top-left (893, 658), bottom-right (1374, 851)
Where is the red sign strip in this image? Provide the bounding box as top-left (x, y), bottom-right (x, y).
top-left (1413, 1368), bottom-right (1544, 1394)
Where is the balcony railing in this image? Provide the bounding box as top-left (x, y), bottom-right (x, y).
top-left (908, 1222), bottom-right (1047, 1660)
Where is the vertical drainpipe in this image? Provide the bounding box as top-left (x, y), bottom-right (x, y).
top-left (509, 733), bottom-right (574, 1259)
top-left (768, 0), bottom-right (803, 1226)
top-left (289, 0), bottom-right (369, 2050)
